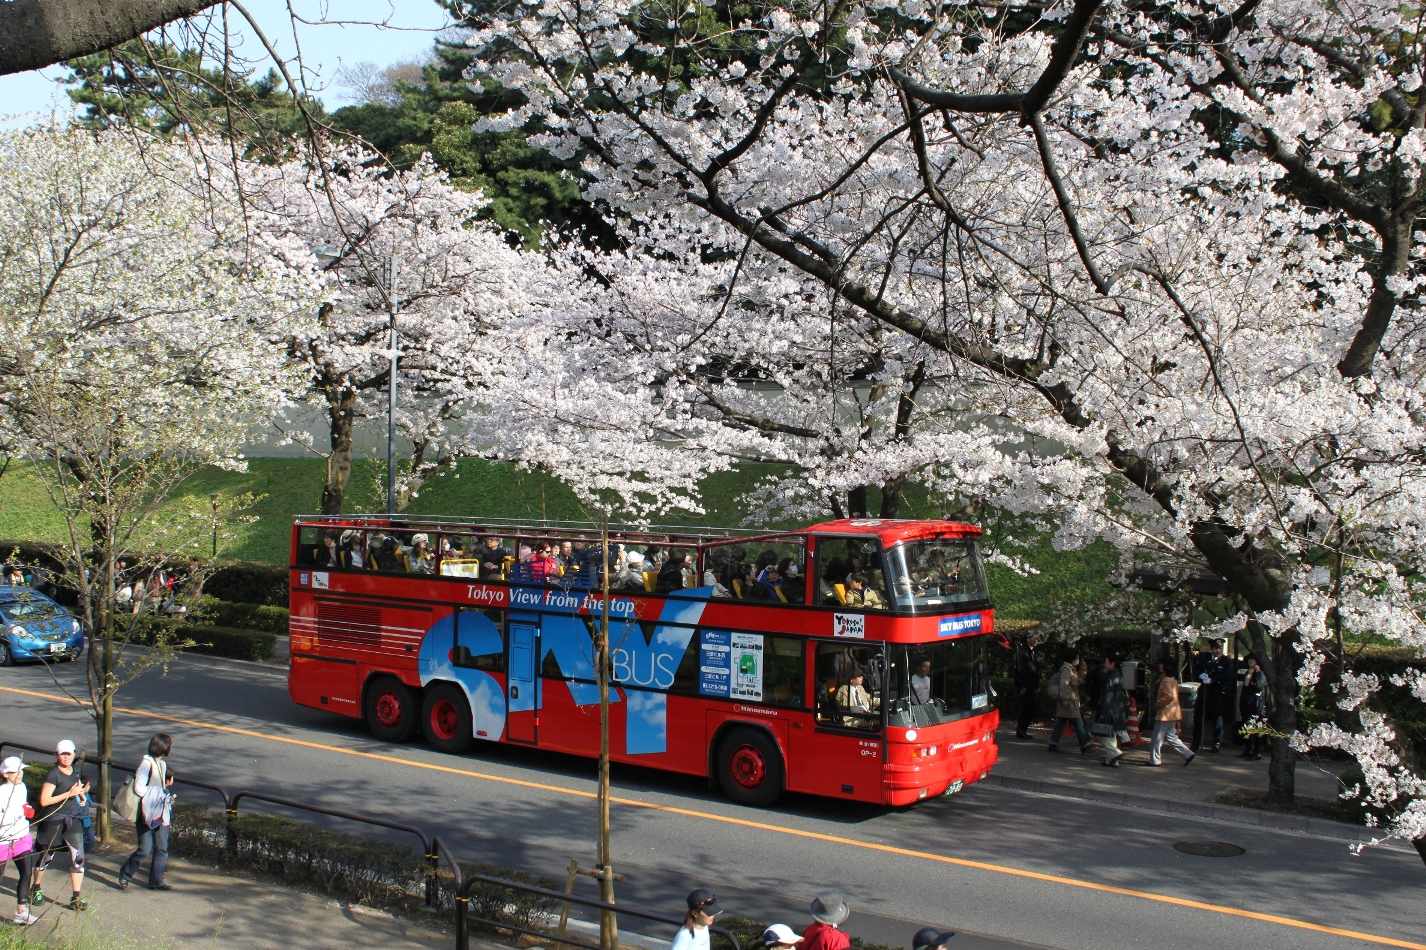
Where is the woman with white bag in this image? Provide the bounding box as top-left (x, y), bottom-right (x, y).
top-left (0, 757), bottom-right (38, 925)
top-left (117, 734), bottom-right (174, 891)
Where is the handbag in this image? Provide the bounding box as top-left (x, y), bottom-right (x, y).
top-left (1090, 715), bottom-right (1113, 737)
top-left (112, 770), bottom-right (142, 824)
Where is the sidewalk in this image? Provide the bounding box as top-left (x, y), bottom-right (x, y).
top-left (987, 718), bottom-right (1372, 842)
top-left (7, 837), bottom-right (452, 949)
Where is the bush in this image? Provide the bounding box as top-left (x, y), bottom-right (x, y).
top-left (203, 561), bottom-right (288, 607)
top-left (168, 803), bottom-right (558, 927)
top-left (193, 595), bottom-right (288, 634)
top-left (113, 614), bottom-right (276, 662)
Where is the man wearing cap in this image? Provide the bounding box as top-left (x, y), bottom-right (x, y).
top-left (802, 891), bottom-right (851, 950)
top-left (673, 888), bottom-right (722, 950)
top-left (913, 928), bottom-right (955, 950)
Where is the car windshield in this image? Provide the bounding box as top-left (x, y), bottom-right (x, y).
top-left (0, 595), bottom-right (65, 621)
top-left (886, 636), bottom-right (992, 726)
top-left (883, 538), bottom-right (988, 611)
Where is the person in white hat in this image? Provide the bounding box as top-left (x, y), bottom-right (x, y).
top-left (35, 739), bottom-right (88, 910)
top-left (759, 924), bottom-right (804, 950)
top-left (0, 756), bottom-right (38, 925)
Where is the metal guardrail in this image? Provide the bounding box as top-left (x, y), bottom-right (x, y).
top-left (457, 873), bottom-right (741, 950)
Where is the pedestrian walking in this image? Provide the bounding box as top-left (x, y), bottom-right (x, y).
top-left (754, 924), bottom-right (804, 950)
top-left (672, 889), bottom-right (722, 950)
top-left (118, 734), bottom-right (175, 891)
top-left (0, 757), bottom-right (38, 925)
top-left (802, 891), bottom-right (852, 950)
top-left (1046, 650), bottom-right (1092, 753)
top-left (1191, 639), bottom-right (1232, 752)
top-left (33, 739), bottom-right (88, 910)
top-left (1091, 654), bottom-right (1127, 766)
top-left (913, 927), bottom-right (956, 950)
top-left (1013, 633), bottom-right (1040, 740)
top-left (1238, 653), bottom-right (1269, 761)
top-left (1147, 660), bottom-right (1195, 766)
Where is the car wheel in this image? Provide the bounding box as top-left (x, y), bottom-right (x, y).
top-left (0, 642), bottom-right (12, 667)
top-left (716, 727), bottom-right (785, 807)
top-left (363, 676), bottom-right (420, 743)
top-left (422, 683), bottom-right (473, 754)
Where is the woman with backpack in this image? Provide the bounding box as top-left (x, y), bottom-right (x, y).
top-left (0, 757), bottom-right (38, 925)
top-left (118, 734), bottom-right (175, 891)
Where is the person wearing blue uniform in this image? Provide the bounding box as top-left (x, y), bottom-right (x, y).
top-left (1191, 640), bottom-right (1233, 752)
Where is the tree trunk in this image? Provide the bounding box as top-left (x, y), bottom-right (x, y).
top-left (1265, 637), bottom-right (1299, 805)
top-left (321, 387), bottom-right (356, 515)
top-left (0, 0), bottom-right (220, 75)
top-left (879, 476), bottom-right (905, 518)
top-left (97, 552), bottom-right (115, 842)
top-left (847, 486), bottom-right (868, 518)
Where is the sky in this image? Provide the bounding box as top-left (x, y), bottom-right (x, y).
top-left (0, 0), bottom-right (453, 127)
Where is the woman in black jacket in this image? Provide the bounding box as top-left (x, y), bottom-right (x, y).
top-left (1094, 654), bottom-right (1127, 767)
top-left (1238, 653), bottom-right (1269, 760)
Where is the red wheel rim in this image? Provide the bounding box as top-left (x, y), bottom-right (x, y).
top-left (374, 691), bottom-right (402, 728)
top-left (729, 744), bottom-right (766, 789)
top-left (430, 699), bottom-right (460, 741)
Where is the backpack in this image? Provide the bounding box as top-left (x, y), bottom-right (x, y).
top-left (1047, 671), bottom-right (1062, 701)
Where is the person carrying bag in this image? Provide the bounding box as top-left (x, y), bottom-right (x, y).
top-left (118, 734), bottom-right (175, 892)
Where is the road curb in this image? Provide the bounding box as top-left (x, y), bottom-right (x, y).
top-left (129, 642), bottom-right (288, 677)
top-left (985, 773), bottom-right (1388, 845)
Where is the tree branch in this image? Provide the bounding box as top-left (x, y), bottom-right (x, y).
top-left (0, 0), bottom-right (220, 75)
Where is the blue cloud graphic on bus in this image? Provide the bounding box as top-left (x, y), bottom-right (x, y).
top-left (419, 612), bottom-right (506, 741)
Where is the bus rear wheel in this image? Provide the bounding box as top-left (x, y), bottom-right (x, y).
top-left (717, 727), bottom-right (784, 807)
top-left (364, 676), bottom-right (419, 743)
top-left (422, 683), bottom-right (473, 754)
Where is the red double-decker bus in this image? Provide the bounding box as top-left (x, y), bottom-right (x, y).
top-left (287, 516), bottom-right (1002, 806)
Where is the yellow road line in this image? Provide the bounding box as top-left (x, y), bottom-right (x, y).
top-left (4, 682), bottom-right (1422, 950)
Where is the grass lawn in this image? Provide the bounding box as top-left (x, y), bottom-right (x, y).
top-left (0, 457), bottom-right (1118, 620)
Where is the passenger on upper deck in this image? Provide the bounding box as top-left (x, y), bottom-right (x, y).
top-left (478, 536), bottom-right (509, 576)
top-left (844, 573), bottom-right (885, 609)
top-left (656, 551), bottom-right (688, 593)
top-left (528, 542), bottom-right (560, 582)
top-left (408, 534), bottom-right (434, 574)
top-left (340, 530), bottom-right (364, 569)
top-left (757, 564), bottom-right (781, 599)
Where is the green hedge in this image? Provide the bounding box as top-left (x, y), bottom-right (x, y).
top-left (114, 614), bottom-right (276, 662)
top-left (194, 595), bottom-right (289, 634)
top-left (169, 803), bottom-right (557, 925)
top-left (203, 561), bottom-right (289, 607)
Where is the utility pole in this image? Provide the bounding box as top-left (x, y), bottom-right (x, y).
top-left (382, 255), bottom-right (399, 515)
top-left (596, 513), bottom-right (618, 950)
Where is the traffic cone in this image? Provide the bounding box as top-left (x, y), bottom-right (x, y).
top-left (1127, 697), bottom-right (1142, 744)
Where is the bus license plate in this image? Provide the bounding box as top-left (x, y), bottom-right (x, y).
top-left (943, 780), bottom-right (964, 796)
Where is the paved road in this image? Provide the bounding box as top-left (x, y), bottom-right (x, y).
top-left (1, 655), bottom-right (1422, 950)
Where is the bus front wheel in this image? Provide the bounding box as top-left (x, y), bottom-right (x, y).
top-left (422, 683), bottom-right (473, 754)
top-left (717, 727), bottom-right (784, 807)
top-left (364, 676), bottom-right (419, 744)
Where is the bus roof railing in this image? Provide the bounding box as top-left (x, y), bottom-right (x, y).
top-left (292, 514), bottom-right (786, 545)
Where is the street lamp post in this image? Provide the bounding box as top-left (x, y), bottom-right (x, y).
top-left (382, 255), bottom-right (399, 515)
top-left (209, 492), bottom-right (219, 558)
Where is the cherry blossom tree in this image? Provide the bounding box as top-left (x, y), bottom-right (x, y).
top-left (0, 125), bottom-right (318, 837)
top-left (453, 0), bottom-right (1426, 846)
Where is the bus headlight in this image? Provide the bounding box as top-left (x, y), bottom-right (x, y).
top-left (905, 729), bottom-right (918, 741)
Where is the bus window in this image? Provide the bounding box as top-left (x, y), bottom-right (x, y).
top-left (814, 642), bottom-right (883, 730)
top-left (885, 635), bottom-right (991, 726)
top-left (295, 527), bottom-right (322, 567)
top-left (453, 608), bottom-right (506, 672)
top-left (703, 539), bottom-right (805, 602)
top-left (814, 538), bottom-right (887, 608)
top-left (765, 636), bottom-right (805, 707)
top-left (367, 531), bottom-right (415, 573)
top-left (883, 538), bottom-right (988, 611)
top-left (439, 533), bottom-right (480, 577)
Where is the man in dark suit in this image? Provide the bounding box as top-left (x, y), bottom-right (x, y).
top-left (1013, 633), bottom-right (1041, 740)
top-left (1192, 639), bottom-right (1233, 752)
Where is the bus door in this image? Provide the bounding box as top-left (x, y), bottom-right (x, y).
top-left (789, 639), bottom-right (886, 799)
top-left (507, 621), bottom-right (539, 744)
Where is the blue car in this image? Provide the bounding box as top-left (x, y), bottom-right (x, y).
top-left (0, 585), bottom-right (84, 666)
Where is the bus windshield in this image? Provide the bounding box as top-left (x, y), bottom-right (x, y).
top-left (883, 538), bottom-right (988, 611)
top-left (886, 636), bottom-right (992, 727)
